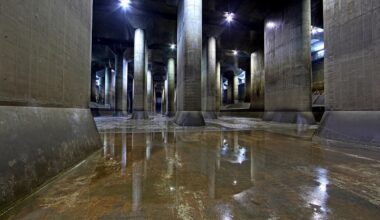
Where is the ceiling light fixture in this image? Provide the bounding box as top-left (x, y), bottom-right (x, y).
top-left (225, 12), bottom-right (234, 23)
top-left (119, 0), bottom-right (130, 9)
top-left (233, 50), bottom-right (238, 56)
top-left (170, 44), bottom-right (176, 50)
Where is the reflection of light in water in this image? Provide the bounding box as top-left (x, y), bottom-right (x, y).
top-left (232, 180), bottom-right (237, 186)
top-left (236, 147), bottom-right (246, 164)
top-left (220, 142), bottom-right (248, 164)
top-left (169, 186), bottom-right (175, 192)
top-left (309, 167), bottom-right (329, 220)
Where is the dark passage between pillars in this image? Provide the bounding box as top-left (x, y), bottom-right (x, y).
top-left (175, 0), bottom-right (205, 126)
top-left (263, 0), bottom-right (315, 124)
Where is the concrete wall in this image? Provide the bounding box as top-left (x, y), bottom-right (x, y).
top-left (316, 0), bottom-right (380, 146)
top-left (0, 0), bottom-right (100, 209)
top-left (264, 0), bottom-right (314, 124)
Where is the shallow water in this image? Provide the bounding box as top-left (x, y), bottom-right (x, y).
top-left (3, 126), bottom-right (380, 219)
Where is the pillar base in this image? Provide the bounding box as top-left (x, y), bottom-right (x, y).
top-left (315, 111), bottom-right (380, 147)
top-left (202, 111), bottom-right (218, 119)
top-left (0, 106), bottom-right (100, 209)
top-left (174, 111), bottom-right (205, 126)
top-left (131, 111), bottom-right (150, 120)
top-left (263, 111), bottom-right (315, 125)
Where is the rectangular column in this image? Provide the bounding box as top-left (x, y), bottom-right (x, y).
top-left (175, 0), bottom-right (205, 126)
top-left (263, 0), bottom-right (315, 124)
top-left (316, 0), bottom-right (380, 147)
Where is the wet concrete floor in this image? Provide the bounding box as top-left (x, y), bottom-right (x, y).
top-left (2, 117), bottom-right (380, 219)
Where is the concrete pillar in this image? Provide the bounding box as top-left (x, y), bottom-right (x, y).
top-left (104, 67), bottom-right (111, 107)
top-left (245, 68), bottom-right (252, 103)
top-left (0, 0), bottom-right (100, 208)
top-left (263, 0), bottom-right (314, 124)
top-left (233, 75), bottom-right (239, 104)
top-left (115, 51), bottom-right (128, 115)
top-left (110, 68), bottom-right (116, 110)
top-left (315, 0), bottom-right (380, 147)
top-left (227, 78), bottom-right (233, 104)
top-left (167, 58), bottom-right (176, 116)
top-left (146, 70), bottom-right (152, 113)
top-left (203, 37), bottom-right (217, 119)
top-left (162, 84), bottom-right (167, 115)
top-left (175, 0), bottom-right (205, 126)
top-left (132, 29), bottom-right (149, 119)
top-left (216, 61), bottom-right (221, 112)
top-left (123, 56), bottom-right (129, 113)
top-left (251, 51), bottom-right (265, 110)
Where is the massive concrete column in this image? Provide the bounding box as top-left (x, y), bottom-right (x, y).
top-left (251, 51), bottom-right (265, 110)
top-left (0, 0), bottom-right (100, 208)
top-left (104, 67), bottom-right (111, 107)
top-left (263, 0), bottom-right (315, 124)
top-left (146, 70), bottom-right (152, 113)
top-left (162, 84), bottom-right (167, 115)
top-left (122, 56), bottom-right (129, 113)
top-left (227, 78), bottom-right (233, 104)
top-left (115, 51), bottom-right (128, 115)
top-left (233, 75), bottom-right (239, 104)
top-left (216, 61), bottom-right (221, 112)
top-left (203, 37), bottom-right (218, 119)
top-left (316, 0), bottom-right (380, 147)
top-left (132, 29), bottom-right (149, 119)
top-left (175, 0), bottom-right (205, 126)
top-left (167, 58), bottom-right (176, 116)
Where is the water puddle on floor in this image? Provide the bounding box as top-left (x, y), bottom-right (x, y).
top-left (3, 130), bottom-right (380, 219)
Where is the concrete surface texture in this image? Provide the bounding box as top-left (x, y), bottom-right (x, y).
top-left (132, 28), bottom-right (149, 119)
top-left (317, 0), bottom-right (380, 146)
top-left (175, 0), bottom-right (205, 126)
top-left (264, 0), bottom-right (313, 123)
top-left (2, 116), bottom-right (380, 219)
top-left (250, 51), bottom-right (265, 110)
top-left (0, 0), bottom-right (100, 210)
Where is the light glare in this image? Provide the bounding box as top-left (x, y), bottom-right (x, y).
top-left (233, 50), bottom-right (238, 56)
top-left (120, 0), bottom-right (130, 9)
top-left (225, 12), bottom-right (234, 23)
top-left (170, 44), bottom-right (176, 50)
top-left (266, 22), bottom-right (276, 29)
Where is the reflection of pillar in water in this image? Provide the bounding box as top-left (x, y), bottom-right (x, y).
top-left (110, 131), bottom-right (115, 159)
top-left (103, 133), bottom-right (108, 158)
top-left (167, 132), bottom-right (174, 177)
top-left (121, 133), bottom-right (127, 176)
top-left (208, 155), bottom-right (216, 199)
top-left (233, 131), bottom-right (239, 151)
top-left (132, 132), bottom-right (142, 212)
top-left (250, 146), bottom-right (255, 183)
top-left (217, 131), bottom-right (223, 169)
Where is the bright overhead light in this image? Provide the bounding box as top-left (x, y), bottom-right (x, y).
top-left (225, 12), bottom-right (234, 23)
top-left (233, 50), bottom-right (238, 56)
top-left (266, 21), bottom-right (276, 29)
top-left (119, 0), bottom-right (130, 9)
top-left (170, 44), bottom-right (176, 50)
